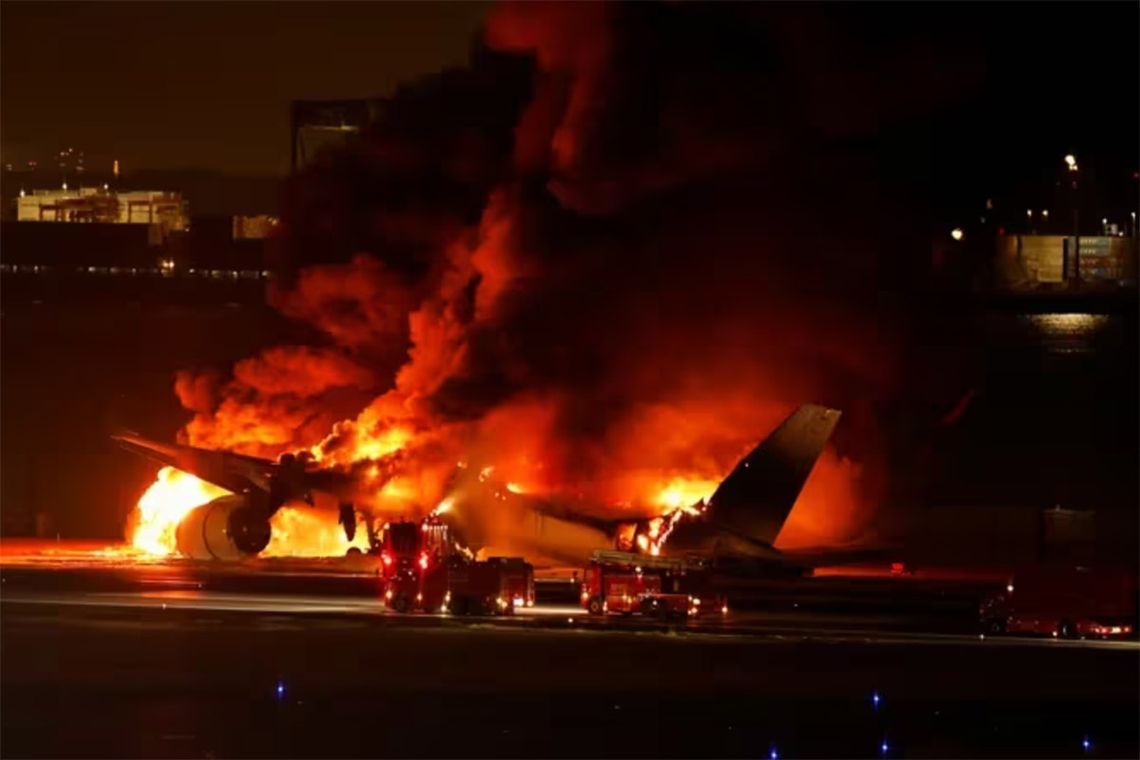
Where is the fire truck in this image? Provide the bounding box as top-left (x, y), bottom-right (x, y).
top-left (979, 564), bottom-right (1138, 639)
top-left (580, 550), bottom-right (727, 620)
top-left (423, 555), bottom-right (535, 615)
top-left (378, 518), bottom-right (534, 614)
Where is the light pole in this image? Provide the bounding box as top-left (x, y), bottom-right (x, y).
top-left (1066, 155), bottom-right (1080, 285)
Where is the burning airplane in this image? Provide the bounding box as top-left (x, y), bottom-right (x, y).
top-left (116, 403), bottom-right (868, 574)
top-left (114, 5), bottom-right (908, 567)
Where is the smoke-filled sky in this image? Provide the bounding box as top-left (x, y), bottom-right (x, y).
top-left (2, 1), bottom-right (1135, 546)
top-left (2, 1), bottom-right (1136, 187)
top-left (164, 1), bottom-right (1137, 552)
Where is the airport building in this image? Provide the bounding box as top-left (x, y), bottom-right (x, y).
top-left (995, 234), bottom-right (1137, 290)
top-left (16, 187), bottom-right (189, 236)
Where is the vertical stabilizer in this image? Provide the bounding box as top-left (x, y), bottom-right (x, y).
top-left (705, 404), bottom-right (842, 546)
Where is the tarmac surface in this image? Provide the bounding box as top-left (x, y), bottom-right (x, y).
top-left (2, 544), bottom-right (1138, 757)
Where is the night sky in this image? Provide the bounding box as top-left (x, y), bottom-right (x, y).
top-left (1, 1), bottom-right (489, 176)
top-left (3, 1), bottom-right (1136, 199)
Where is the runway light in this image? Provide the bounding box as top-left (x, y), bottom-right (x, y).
top-left (872, 691), bottom-right (881, 709)
top-left (1082, 736), bottom-right (1092, 752)
top-left (275, 681), bottom-right (286, 700)
top-left (769, 745), bottom-right (779, 760)
top-left (880, 739), bottom-right (890, 755)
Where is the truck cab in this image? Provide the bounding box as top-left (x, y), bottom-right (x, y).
top-left (379, 521), bottom-right (434, 613)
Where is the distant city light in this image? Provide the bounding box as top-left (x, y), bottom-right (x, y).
top-left (1026, 209), bottom-right (1033, 218)
top-left (1042, 209), bottom-right (1049, 219)
top-left (113, 159), bottom-right (120, 178)
top-left (19, 188), bottom-right (26, 198)
top-left (950, 228), bottom-right (964, 241)
top-left (61, 181), bottom-right (68, 190)
top-left (1064, 154), bottom-right (1078, 171)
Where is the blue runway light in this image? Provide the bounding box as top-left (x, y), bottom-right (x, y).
top-left (880, 740), bottom-right (890, 755)
top-left (871, 691), bottom-right (881, 709)
top-left (275, 681), bottom-right (286, 699)
top-left (768, 745), bottom-right (778, 759)
top-left (1082, 736), bottom-right (1092, 752)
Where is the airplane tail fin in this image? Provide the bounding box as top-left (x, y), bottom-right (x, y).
top-left (706, 404), bottom-right (842, 547)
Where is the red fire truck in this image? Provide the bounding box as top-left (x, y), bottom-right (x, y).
top-left (980, 564), bottom-right (1138, 639)
top-left (421, 555), bottom-right (535, 615)
top-left (580, 550), bottom-right (727, 620)
top-left (378, 520), bottom-right (436, 613)
top-left (378, 517), bottom-right (535, 615)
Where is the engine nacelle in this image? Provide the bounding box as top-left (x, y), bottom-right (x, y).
top-left (175, 494), bottom-right (272, 561)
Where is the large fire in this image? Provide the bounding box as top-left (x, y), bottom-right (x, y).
top-left (130, 466), bottom-right (229, 555)
top-left (128, 466), bottom-right (373, 559)
top-left (263, 508), bottom-right (371, 557)
top-left (128, 5), bottom-right (891, 561)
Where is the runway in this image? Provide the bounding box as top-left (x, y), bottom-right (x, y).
top-left (2, 539), bottom-right (1135, 649)
top-left (4, 587), bottom-right (1136, 652)
top-left (2, 543), bottom-right (1137, 757)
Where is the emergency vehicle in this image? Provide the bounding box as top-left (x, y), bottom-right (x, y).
top-left (378, 517), bottom-right (534, 614)
top-left (580, 550), bottom-right (727, 620)
top-left (979, 564), bottom-right (1138, 639)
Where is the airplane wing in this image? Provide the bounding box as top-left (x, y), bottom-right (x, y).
top-left (111, 431), bottom-right (276, 494)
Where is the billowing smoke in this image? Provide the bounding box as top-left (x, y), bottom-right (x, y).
top-left (175, 3), bottom-right (975, 550)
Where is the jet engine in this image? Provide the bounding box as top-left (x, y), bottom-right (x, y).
top-left (175, 494), bottom-right (272, 561)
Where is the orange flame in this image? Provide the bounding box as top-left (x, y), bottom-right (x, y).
top-left (129, 467), bottom-right (230, 556)
top-left (262, 507), bottom-right (371, 557)
top-left (129, 467), bottom-right (372, 559)
top-left (654, 476), bottom-right (718, 511)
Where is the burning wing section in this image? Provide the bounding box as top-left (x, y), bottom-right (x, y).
top-left (114, 432), bottom-right (360, 559)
